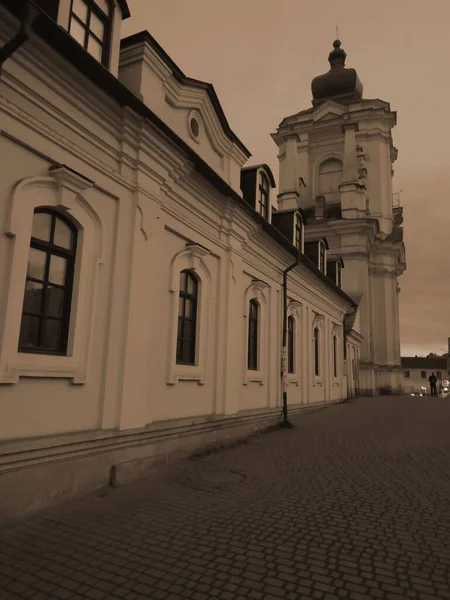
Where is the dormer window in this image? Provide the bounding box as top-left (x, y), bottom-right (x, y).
top-left (258, 172), bottom-right (270, 219)
top-left (294, 212), bottom-right (303, 253)
top-left (69, 0), bottom-right (111, 66)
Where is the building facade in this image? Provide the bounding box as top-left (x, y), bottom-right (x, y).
top-left (272, 40), bottom-right (406, 396)
top-left (402, 356), bottom-right (450, 395)
top-left (1, 0), bottom-right (365, 521)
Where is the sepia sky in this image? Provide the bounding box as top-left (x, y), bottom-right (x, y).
top-left (122, 0), bottom-right (450, 357)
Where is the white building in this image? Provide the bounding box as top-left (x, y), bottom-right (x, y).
top-left (0, 0), bottom-right (379, 521)
top-left (272, 40), bottom-right (406, 396)
top-left (402, 356), bottom-right (450, 395)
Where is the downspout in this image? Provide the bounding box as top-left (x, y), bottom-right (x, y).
top-left (0, 0), bottom-right (35, 77)
top-left (343, 304), bottom-right (358, 397)
top-left (281, 250), bottom-right (300, 426)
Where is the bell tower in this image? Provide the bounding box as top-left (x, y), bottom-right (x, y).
top-left (272, 40), bottom-right (406, 395)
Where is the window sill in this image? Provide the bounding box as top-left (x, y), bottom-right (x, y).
top-left (244, 370), bottom-right (264, 385)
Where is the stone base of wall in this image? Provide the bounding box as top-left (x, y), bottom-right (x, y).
top-left (0, 399), bottom-right (345, 524)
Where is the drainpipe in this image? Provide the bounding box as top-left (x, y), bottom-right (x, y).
top-left (0, 0), bottom-right (36, 77)
top-left (281, 251), bottom-right (300, 426)
top-left (343, 304), bottom-right (358, 397)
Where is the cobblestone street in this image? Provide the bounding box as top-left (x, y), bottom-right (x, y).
top-left (1, 396), bottom-right (450, 600)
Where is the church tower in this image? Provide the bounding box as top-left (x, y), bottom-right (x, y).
top-left (272, 40), bottom-right (406, 395)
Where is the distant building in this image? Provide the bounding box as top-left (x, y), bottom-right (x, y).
top-left (401, 356), bottom-right (450, 395)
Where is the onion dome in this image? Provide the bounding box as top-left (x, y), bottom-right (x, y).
top-left (311, 40), bottom-right (363, 106)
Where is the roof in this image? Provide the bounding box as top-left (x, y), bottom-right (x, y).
top-left (240, 163), bottom-right (276, 188)
top-left (1, 0), bottom-right (357, 312)
top-left (118, 0), bottom-right (130, 19)
top-left (401, 357), bottom-right (448, 370)
top-left (120, 31), bottom-right (251, 158)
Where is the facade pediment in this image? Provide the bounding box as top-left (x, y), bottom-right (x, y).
top-left (312, 101), bottom-right (347, 123)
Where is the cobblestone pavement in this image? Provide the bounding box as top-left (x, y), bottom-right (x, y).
top-left (2, 396), bottom-right (450, 600)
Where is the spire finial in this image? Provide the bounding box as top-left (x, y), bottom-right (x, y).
top-left (336, 24), bottom-right (339, 40)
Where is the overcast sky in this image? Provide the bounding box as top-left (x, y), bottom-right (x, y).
top-left (122, 0), bottom-right (450, 357)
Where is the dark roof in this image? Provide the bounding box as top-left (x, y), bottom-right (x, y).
top-left (311, 40), bottom-right (363, 106)
top-left (241, 163), bottom-right (276, 188)
top-left (1, 0), bottom-right (357, 311)
top-left (120, 31), bottom-right (251, 158)
top-left (117, 0), bottom-right (130, 19)
top-left (401, 357), bottom-right (448, 370)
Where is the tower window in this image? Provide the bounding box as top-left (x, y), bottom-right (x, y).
top-left (19, 208), bottom-right (77, 355)
top-left (294, 212), bottom-right (303, 253)
top-left (69, 0), bottom-right (112, 66)
top-left (257, 173), bottom-right (270, 219)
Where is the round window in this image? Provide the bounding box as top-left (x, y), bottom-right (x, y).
top-left (190, 117), bottom-right (200, 138)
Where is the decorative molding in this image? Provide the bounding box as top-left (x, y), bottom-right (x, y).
top-left (0, 167), bottom-right (103, 384)
top-left (166, 245), bottom-right (212, 385)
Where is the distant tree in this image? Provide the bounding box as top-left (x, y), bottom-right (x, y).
top-left (427, 352), bottom-right (439, 358)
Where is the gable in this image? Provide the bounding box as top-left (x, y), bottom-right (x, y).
top-left (312, 100), bottom-right (347, 123)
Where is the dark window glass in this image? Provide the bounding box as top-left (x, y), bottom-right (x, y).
top-left (319, 241), bottom-right (326, 273)
top-left (437, 371), bottom-right (442, 378)
top-left (404, 370), bottom-right (410, 378)
top-left (248, 299), bottom-right (259, 370)
top-left (19, 209), bottom-right (77, 355)
top-left (333, 335), bottom-right (338, 378)
top-left (258, 173), bottom-right (269, 219)
top-left (69, 0), bottom-right (111, 66)
top-left (176, 270), bottom-right (198, 365)
top-left (314, 327), bottom-right (320, 376)
top-left (421, 371), bottom-right (426, 379)
top-left (295, 213), bottom-right (303, 252)
top-left (288, 316), bottom-right (295, 374)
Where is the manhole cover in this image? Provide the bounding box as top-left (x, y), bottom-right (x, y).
top-left (199, 470), bottom-right (245, 485)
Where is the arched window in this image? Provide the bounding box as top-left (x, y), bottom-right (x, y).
top-left (258, 172), bottom-right (270, 219)
top-left (319, 240), bottom-right (326, 274)
top-left (18, 208), bottom-right (77, 355)
top-left (294, 212), bottom-right (303, 253)
top-left (176, 270), bottom-right (198, 365)
top-left (69, 0), bottom-right (112, 66)
top-left (333, 335), bottom-right (338, 378)
top-left (314, 326), bottom-right (320, 376)
top-left (318, 158), bottom-right (343, 198)
top-left (287, 315), bottom-right (295, 374)
top-left (248, 299), bottom-right (259, 370)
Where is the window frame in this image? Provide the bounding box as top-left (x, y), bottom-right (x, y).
top-left (18, 208), bottom-right (78, 356)
top-left (257, 172), bottom-right (270, 220)
top-left (176, 269), bottom-right (199, 366)
top-left (314, 326), bottom-right (320, 376)
top-left (287, 315), bottom-right (295, 374)
top-left (68, 0), bottom-right (113, 67)
top-left (294, 212), bottom-right (303, 253)
top-left (247, 299), bottom-right (259, 371)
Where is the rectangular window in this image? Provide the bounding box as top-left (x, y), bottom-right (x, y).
top-left (248, 300), bottom-right (259, 370)
top-left (333, 335), bottom-right (337, 378)
top-left (176, 270), bottom-right (198, 365)
top-left (437, 371), bottom-right (442, 379)
top-left (69, 0), bottom-right (111, 66)
top-left (314, 327), bottom-right (320, 376)
top-left (421, 371), bottom-right (426, 379)
top-left (404, 370), bottom-right (410, 378)
top-left (287, 316), bottom-right (295, 374)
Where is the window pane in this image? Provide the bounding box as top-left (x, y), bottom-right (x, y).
top-left (72, 0), bottom-right (89, 22)
top-left (70, 17), bottom-right (87, 46)
top-left (186, 274), bottom-right (196, 296)
top-left (49, 255), bottom-right (67, 286)
top-left (23, 281), bottom-right (44, 314)
top-left (177, 316), bottom-right (184, 340)
top-left (27, 248), bottom-right (47, 280)
top-left (90, 11), bottom-right (105, 40)
top-left (41, 319), bottom-right (61, 351)
top-left (19, 315), bottom-right (40, 348)
top-left (180, 271), bottom-right (187, 292)
top-left (45, 286), bottom-right (65, 318)
top-left (181, 341), bottom-right (194, 364)
top-left (87, 35), bottom-right (103, 62)
top-left (183, 320), bottom-right (194, 343)
top-left (178, 296), bottom-right (184, 317)
top-left (31, 213), bottom-right (52, 242)
top-left (94, 0), bottom-right (110, 15)
top-left (54, 218), bottom-right (73, 250)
